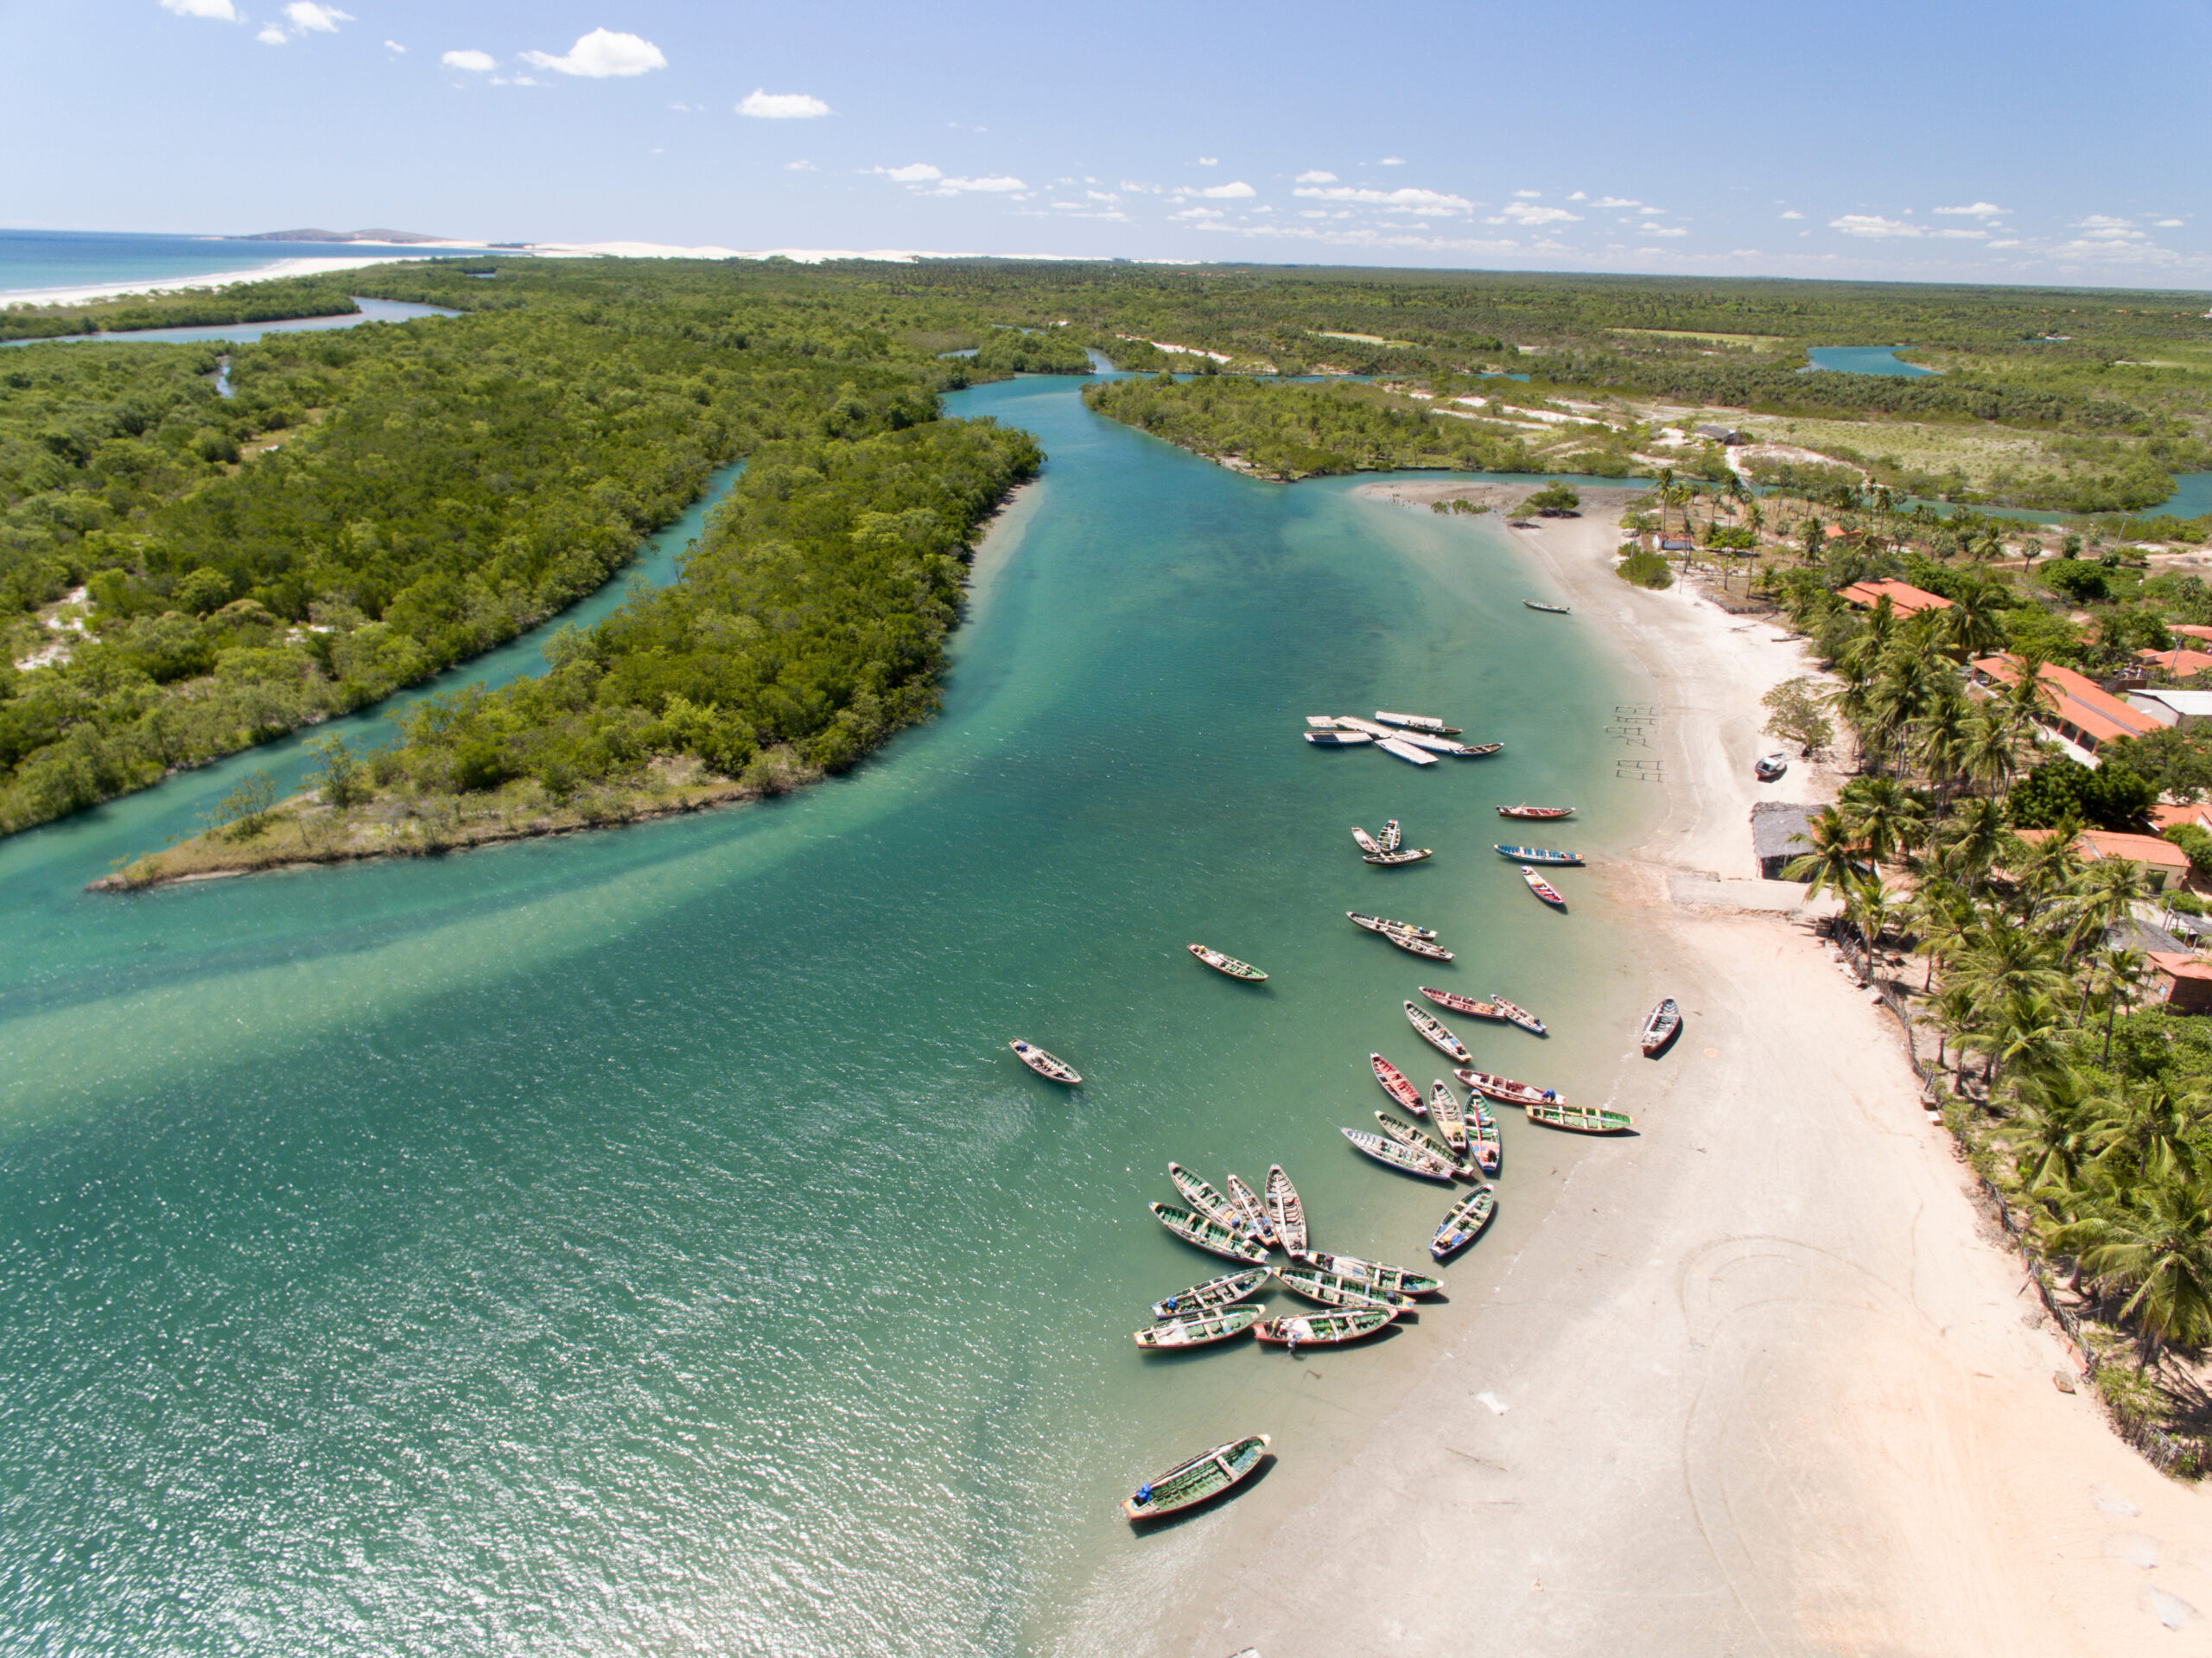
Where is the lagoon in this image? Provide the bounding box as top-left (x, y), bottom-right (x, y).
top-left (1804, 345), bottom-right (1937, 377)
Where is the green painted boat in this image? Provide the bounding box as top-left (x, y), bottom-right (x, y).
top-left (1341, 1126), bottom-right (1456, 1183)
top-left (1524, 1099), bottom-right (1634, 1134)
top-left (1150, 1267), bottom-right (1267, 1321)
top-left (1432, 1187), bottom-right (1497, 1261)
top-left (1122, 1433), bottom-right (1271, 1521)
top-left (1297, 1248), bottom-right (1442, 1298)
top-left (1255, 1306), bottom-right (1398, 1346)
top-left (1149, 1202), bottom-right (1268, 1264)
top-left (1375, 1110), bottom-right (1472, 1180)
top-left (1134, 1303), bottom-right (1263, 1350)
top-left (1272, 1262), bottom-right (1412, 1312)
top-left (1188, 943), bottom-right (1268, 981)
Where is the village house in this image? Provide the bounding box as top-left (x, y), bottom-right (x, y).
top-left (1968, 653), bottom-right (2161, 761)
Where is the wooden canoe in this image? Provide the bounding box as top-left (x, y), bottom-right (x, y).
top-left (1427, 1079), bottom-right (1469, 1155)
top-left (1639, 997), bottom-right (1682, 1056)
top-left (1363, 847), bottom-right (1434, 866)
top-left (1298, 1248), bottom-right (1442, 1298)
top-left (1271, 1263), bottom-right (1412, 1311)
top-left (1524, 1099), bottom-right (1635, 1134)
top-left (1349, 912), bottom-right (1437, 941)
top-left (1495, 844), bottom-right (1584, 866)
top-left (1167, 1162), bottom-right (1237, 1228)
top-left (1497, 804), bottom-right (1575, 819)
top-left (1432, 1187), bottom-right (1497, 1261)
top-left (1122, 1434), bottom-right (1271, 1521)
top-left (1149, 1202), bottom-right (1268, 1264)
top-left (1134, 1303), bottom-right (1263, 1350)
top-left (1304, 729), bottom-right (1373, 746)
top-left (1150, 1267), bottom-right (1268, 1321)
top-left (1489, 996), bottom-right (1548, 1036)
top-left (1351, 826), bottom-right (1383, 855)
top-left (1264, 1165), bottom-right (1307, 1259)
top-left (1375, 1111), bottom-right (1471, 1179)
top-left (1255, 1307), bottom-right (1398, 1346)
top-left (1375, 711), bottom-right (1461, 734)
top-left (1224, 1172), bottom-right (1277, 1248)
top-left (1378, 818), bottom-right (1402, 852)
top-left (1520, 867), bottom-right (1567, 907)
top-left (1188, 943), bottom-right (1268, 981)
top-left (1404, 1001), bottom-right (1472, 1064)
top-left (1340, 1127), bottom-right (1457, 1183)
top-left (1370, 1053), bottom-right (1424, 1113)
top-left (1465, 1091), bottom-right (1503, 1176)
top-left (1455, 1069), bottom-right (1558, 1109)
top-left (1008, 1039), bottom-right (1081, 1083)
top-left (1460, 742), bottom-right (1504, 758)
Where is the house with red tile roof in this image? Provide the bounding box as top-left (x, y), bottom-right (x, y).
top-left (1968, 654), bottom-right (2160, 758)
top-left (1839, 580), bottom-right (1953, 616)
top-left (2012, 827), bottom-right (2192, 890)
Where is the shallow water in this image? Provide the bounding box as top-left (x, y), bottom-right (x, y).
top-left (0, 296), bottom-right (458, 351)
top-left (1803, 345), bottom-right (1936, 377)
top-left (0, 377), bottom-right (1643, 1654)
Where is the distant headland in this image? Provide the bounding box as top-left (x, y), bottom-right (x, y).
top-left (229, 229), bottom-right (449, 244)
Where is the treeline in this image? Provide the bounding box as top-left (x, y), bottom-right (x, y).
top-left (969, 329), bottom-right (1092, 374)
top-left (0, 277), bottom-right (361, 341)
top-left (1083, 373), bottom-right (1541, 479)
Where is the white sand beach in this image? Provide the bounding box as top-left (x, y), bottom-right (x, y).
top-left (2, 253), bottom-right (473, 308)
top-left (1106, 492), bottom-right (2212, 1656)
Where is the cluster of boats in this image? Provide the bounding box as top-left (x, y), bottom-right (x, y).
top-left (1303, 712), bottom-right (1503, 767)
top-left (1351, 820), bottom-right (1430, 867)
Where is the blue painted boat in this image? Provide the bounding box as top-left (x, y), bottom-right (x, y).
top-left (1494, 845), bottom-right (1583, 866)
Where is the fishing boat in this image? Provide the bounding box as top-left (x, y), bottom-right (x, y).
top-left (1255, 1308), bottom-right (1397, 1347)
top-left (1166, 1162), bottom-right (1238, 1228)
top-left (1149, 1267), bottom-right (1268, 1321)
top-left (1465, 1092), bottom-right (1503, 1176)
top-left (1297, 1248), bottom-right (1441, 1298)
top-left (1340, 1127), bottom-right (1457, 1182)
top-left (1418, 986), bottom-right (1545, 1035)
top-left (1122, 1434), bottom-right (1271, 1521)
top-left (1376, 736), bottom-right (1439, 767)
top-left (1377, 819), bottom-right (1402, 853)
top-left (1264, 1166), bottom-right (1307, 1259)
top-left (1388, 729), bottom-right (1475, 757)
top-left (1375, 712), bottom-right (1463, 735)
top-left (1369, 1053), bottom-right (1424, 1113)
top-left (1432, 1187), bottom-right (1498, 1260)
top-left (1351, 827), bottom-right (1383, 855)
top-left (1224, 1172), bottom-right (1277, 1248)
top-left (1495, 844), bottom-right (1583, 866)
top-left (1523, 600), bottom-right (1570, 614)
top-left (1008, 1039), bottom-right (1081, 1083)
top-left (1188, 943), bottom-right (1268, 981)
top-left (1305, 715), bottom-right (1344, 729)
top-left (1272, 1262), bottom-right (1412, 1311)
top-left (1427, 1079), bottom-right (1469, 1156)
top-left (1497, 804), bottom-right (1574, 820)
top-left (1489, 995), bottom-right (1547, 1036)
top-left (1460, 741), bottom-right (1504, 758)
top-left (1520, 867), bottom-right (1567, 908)
top-left (1524, 1099), bottom-right (1635, 1134)
top-left (1455, 1068), bottom-right (1559, 1108)
top-left (1754, 753), bottom-right (1789, 781)
top-left (1148, 1202), bottom-right (1269, 1264)
top-left (1363, 847), bottom-right (1435, 867)
top-left (1403, 1001), bottom-right (1472, 1064)
top-left (1375, 1112), bottom-right (1471, 1179)
top-left (1304, 728), bottom-right (1373, 746)
top-left (1640, 997), bottom-right (1682, 1056)
top-left (1349, 912), bottom-right (1438, 942)
top-left (1371, 926), bottom-right (1452, 960)
top-left (1333, 717), bottom-right (1395, 739)
top-left (1134, 1304), bottom-right (1263, 1350)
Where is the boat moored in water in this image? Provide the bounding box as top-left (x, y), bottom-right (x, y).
top-left (1341, 1127), bottom-right (1458, 1182)
top-left (1427, 1079), bottom-right (1469, 1155)
top-left (1376, 736), bottom-right (1440, 766)
top-left (1378, 819), bottom-right (1402, 853)
top-left (1187, 943), bottom-right (1268, 981)
top-left (1433, 1187), bottom-right (1498, 1259)
top-left (1008, 1039), bottom-right (1081, 1083)
top-left (1149, 1202), bottom-right (1269, 1263)
top-left (1273, 1262), bottom-right (1412, 1311)
top-left (1456, 1069), bottom-right (1560, 1109)
top-left (1495, 844), bottom-right (1584, 866)
top-left (1304, 728), bottom-right (1374, 746)
top-left (1122, 1434), bottom-right (1271, 1521)
top-left (1351, 827), bottom-right (1383, 855)
top-left (1404, 1001), bottom-right (1472, 1064)
top-left (1224, 1171), bottom-right (1277, 1248)
top-left (1134, 1303), bottom-right (1263, 1350)
top-left (1640, 997), bottom-right (1682, 1056)
top-left (1264, 1165), bottom-right (1307, 1258)
top-left (1375, 1111), bottom-right (1472, 1179)
top-left (1150, 1267), bottom-right (1268, 1321)
top-left (1255, 1308), bottom-right (1397, 1347)
top-left (1376, 712), bottom-right (1462, 735)
top-left (1521, 867), bottom-right (1567, 908)
top-left (1460, 741), bottom-right (1504, 758)
top-left (1498, 804), bottom-right (1574, 820)
top-left (1350, 912), bottom-right (1437, 942)
top-left (1364, 846), bottom-right (1434, 866)
top-left (1166, 1162), bottom-right (1237, 1228)
top-left (1387, 729), bottom-right (1476, 757)
top-left (1297, 1248), bottom-right (1441, 1298)
top-left (1370, 1053), bottom-right (1424, 1113)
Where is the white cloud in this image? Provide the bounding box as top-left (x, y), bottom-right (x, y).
top-left (1087, 189), bottom-right (1119, 202)
top-left (1119, 180), bottom-right (1161, 194)
top-left (160, 0), bottom-right (240, 19)
top-left (1640, 223), bottom-right (1688, 237)
top-left (739, 89), bottom-right (830, 118)
top-left (1831, 214), bottom-right (1919, 238)
top-left (875, 162), bottom-right (942, 183)
top-left (1491, 201), bottom-right (1580, 226)
top-left (939, 175), bottom-right (1025, 193)
top-left (1934, 201), bottom-right (2008, 218)
top-left (442, 48), bottom-right (496, 72)
top-left (1295, 169), bottom-right (1338, 184)
top-left (256, 24), bottom-right (286, 42)
top-left (1197, 156), bottom-right (1219, 166)
top-left (1513, 188), bottom-right (1541, 198)
top-left (1378, 156), bottom-right (1406, 166)
top-left (1568, 190), bottom-right (1586, 200)
top-left (285, 3), bottom-right (349, 32)
top-left (1176, 181), bottom-right (1255, 199)
top-left (785, 159), bottom-right (817, 171)
top-left (383, 38), bottom-right (404, 52)
top-left (875, 164), bottom-right (1026, 194)
top-left (1294, 184), bottom-right (1473, 214)
top-left (1988, 239), bottom-right (2021, 249)
top-left (2156, 219), bottom-right (2185, 228)
top-left (522, 28), bottom-right (666, 77)
top-left (1591, 196), bottom-right (1638, 208)
top-left (1172, 206), bottom-right (1225, 220)
top-left (1780, 209), bottom-right (1804, 219)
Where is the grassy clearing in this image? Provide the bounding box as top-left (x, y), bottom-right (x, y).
top-left (1736, 413), bottom-right (2063, 489)
top-left (1609, 327), bottom-right (1786, 349)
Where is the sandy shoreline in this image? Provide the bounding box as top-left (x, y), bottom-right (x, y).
top-left (1084, 486), bottom-right (2209, 1655)
top-left (0, 253), bottom-right (480, 308)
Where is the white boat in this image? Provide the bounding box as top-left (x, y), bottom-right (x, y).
top-left (1305, 715), bottom-right (1342, 729)
top-left (1404, 1001), bottom-right (1472, 1064)
top-left (1378, 819), bottom-right (1402, 853)
top-left (1351, 827), bottom-right (1383, 855)
top-left (1333, 717), bottom-right (1395, 739)
top-left (1009, 1039), bottom-right (1081, 1083)
top-left (1305, 729), bottom-right (1373, 746)
top-left (1363, 847), bottom-right (1433, 867)
top-left (1387, 730), bottom-right (1474, 757)
top-left (1375, 712), bottom-right (1461, 734)
top-left (1376, 736), bottom-right (1439, 767)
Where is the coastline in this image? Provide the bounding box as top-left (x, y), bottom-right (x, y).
top-left (1090, 490), bottom-right (2212, 1655)
top-left (0, 252), bottom-right (475, 308)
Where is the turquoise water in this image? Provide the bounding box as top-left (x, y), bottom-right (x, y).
top-left (1803, 345), bottom-right (1937, 377)
top-left (0, 228), bottom-right (501, 297)
top-left (1, 297), bottom-right (459, 352)
top-left (2157, 472), bottom-right (2212, 518)
top-left (0, 378), bottom-right (1640, 1654)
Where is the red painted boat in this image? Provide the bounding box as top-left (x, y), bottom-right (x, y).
top-left (1520, 867), bottom-right (1567, 908)
top-left (1370, 1052), bottom-right (1424, 1114)
top-left (1497, 804), bottom-right (1574, 820)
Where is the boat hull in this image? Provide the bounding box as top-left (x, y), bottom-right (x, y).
top-left (1008, 1039), bottom-right (1081, 1083)
top-left (1341, 1127), bottom-right (1457, 1182)
top-left (1433, 1188), bottom-right (1497, 1259)
top-left (1150, 1267), bottom-right (1268, 1320)
top-left (1122, 1434), bottom-right (1271, 1521)
top-left (1272, 1265), bottom-right (1411, 1312)
top-left (1135, 1304), bottom-right (1263, 1349)
top-left (1525, 1101), bottom-right (1634, 1134)
top-left (1255, 1308), bottom-right (1397, 1346)
top-left (1150, 1202), bottom-right (1268, 1263)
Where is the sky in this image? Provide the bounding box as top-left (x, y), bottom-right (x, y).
top-left (4, 0), bottom-right (2210, 288)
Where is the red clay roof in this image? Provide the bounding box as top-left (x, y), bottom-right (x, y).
top-left (1839, 580), bottom-right (1953, 615)
top-left (2079, 829), bottom-right (2192, 867)
top-left (2173, 625), bottom-right (2212, 643)
top-left (2151, 803), bottom-right (2212, 832)
top-left (1970, 655), bottom-right (2159, 748)
top-left (2148, 950), bottom-right (2212, 981)
top-left (2139, 646), bottom-right (2212, 677)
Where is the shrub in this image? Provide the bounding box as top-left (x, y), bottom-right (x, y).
top-left (1617, 550), bottom-right (1674, 590)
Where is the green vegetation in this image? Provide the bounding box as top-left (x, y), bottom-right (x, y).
top-left (1523, 480), bottom-right (1580, 513)
top-left (0, 276), bottom-right (362, 341)
top-left (1616, 549), bottom-right (1673, 589)
top-left (969, 328), bottom-right (1092, 374)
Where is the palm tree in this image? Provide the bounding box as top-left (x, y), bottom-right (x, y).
top-left (1780, 805), bottom-right (1867, 901)
top-left (2005, 1065), bottom-right (2098, 1196)
top-left (1911, 680), bottom-right (1974, 809)
top-left (1988, 988), bottom-right (2067, 1086)
top-left (2053, 1174), bottom-right (2212, 1363)
top-left (1959, 707), bottom-right (2023, 797)
top-left (1952, 924), bottom-right (2069, 1029)
top-left (1929, 980), bottom-right (1981, 1079)
top-left (2088, 946), bottom-right (2146, 1067)
top-left (1938, 583), bottom-right (2009, 661)
top-left (1907, 877), bottom-right (1974, 989)
top-left (1838, 775), bottom-right (1929, 867)
top-left (1937, 796), bottom-right (2011, 891)
top-left (1845, 878), bottom-right (1896, 976)
top-left (2059, 857), bottom-right (2150, 967)
top-left (2091, 1077), bottom-right (2207, 1186)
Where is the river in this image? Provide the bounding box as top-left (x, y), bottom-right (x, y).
top-left (0, 376), bottom-right (1644, 1655)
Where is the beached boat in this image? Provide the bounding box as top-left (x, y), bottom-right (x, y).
top-left (1432, 1187), bottom-right (1498, 1260)
top-left (1375, 1111), bottom-right (1471, 1179)
top-left (1523, 600), bottom-right (1571, 614)
top-left (1299, 1248), bottom-right (1441, 1298)
top-left (1404, 1001), bottom-right (1472, 1064)
top-left (1304, 728), bottom-right (1373, 746)
top-left (1465, 1094), bottom-right (1503, 1177)
top-left (1149, 1267), bottom-right (1268, 1321)
top-left (1224, 1172), bottom-right (1277, 1248)
top-left (1188, 943), bottom-right (1268, 981)
top-left (1488, 995), bottom-right (1547, 1036)
top-left (1520, 867), bottom-right (1567, 908)
top-left (1008, 1039), bottom-right (1081, 1083)
top-left (1495, 844), bottom-right (1584, 866)
top-left (1340, 1127), bottom-right (1457, 1183)
top-left (1460, 741), bottom-right (1504, 758)
top-left (1255, 1308), bottom-right (1397, 1348)
top-left (1376, 711), bottom-right (1462, 734)
top-left (1376, 736), bottom-right (1439, 767)
top-left (1134, 1303), bottom-right (1263, 1350)
top-left (1754, 753), bottom-right (1789, 781)
top-left (1363, 847), bottom-right (1434, 867)
top-left (1455, 1068), bottom-right (1560, 1109)
top-left (1273, 1262), bottom-right (1412, 1311)
top-left (1370, 1052), bottom-right (1425, 1113)
top-left (1378, 819), bottom-right (1402, 853)
top-left (1640, 997), bottom-right (1682, 1056)
top-left (1264, 1166), bottom-right (1307, 1259)
top-left (1166, 1162), bottom-right (1238, 1228)
top-left (1497, 804), bottom-right (1574, 820)
top-left (1349, 912), bottom-right (1437, 942)
top-left (1122, 1434), bottom-right (1271, 1521)
top-left (1524, 1099), bottom-right (1635, 1134)
top-left (1148, 1202), bottom-right (1269, 1263)
top-left (1351, 827), bottom-right (1383, 855)
top-left (1387, 729), bottom-right (1475, 757)
top-left (1427, 1079), bottom-right (1469, 1155)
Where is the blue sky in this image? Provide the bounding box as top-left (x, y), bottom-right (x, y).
top-left (5, 0), bottom-right (2209, 286)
